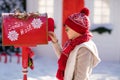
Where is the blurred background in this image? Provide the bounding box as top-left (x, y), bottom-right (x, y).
top-left (0, 0), bottom-right (120, 80)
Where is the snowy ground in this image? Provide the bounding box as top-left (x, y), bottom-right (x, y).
top-left (0, 56), bottom-right (120, 80)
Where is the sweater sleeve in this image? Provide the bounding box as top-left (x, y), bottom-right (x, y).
top-left (52, 42), bottom-right (62, 58)
top-left (73, 47), bottom-right (93, 80)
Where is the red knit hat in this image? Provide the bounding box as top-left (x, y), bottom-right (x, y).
top-left (65, 7), bottom-right (90, 34)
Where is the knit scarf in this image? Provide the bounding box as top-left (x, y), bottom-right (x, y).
top-left (56, 33), bottom-right (92, 80)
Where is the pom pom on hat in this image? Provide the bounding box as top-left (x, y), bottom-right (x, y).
top-left (80, 7), bottom-right (90, 16)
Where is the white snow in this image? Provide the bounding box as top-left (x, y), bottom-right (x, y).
top-left (0, 56), bottom-right (120, 80)
top-left (91, 23), bottom-right (113, 30)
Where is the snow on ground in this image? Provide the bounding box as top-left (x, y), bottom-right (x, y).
top-left (91, 61), bottom-right (120, 80)
top-left (0, 56), bottom-right (120, 80)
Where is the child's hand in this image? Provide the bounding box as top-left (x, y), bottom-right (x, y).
top-left (48, 31), bottom-right (58, 43)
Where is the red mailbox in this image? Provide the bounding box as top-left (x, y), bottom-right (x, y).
top-left (2, 13), bottom-right (48, 46)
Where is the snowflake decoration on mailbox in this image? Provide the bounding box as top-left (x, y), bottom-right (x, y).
top-left (31, 18), bottom-right (43, 29)
top-left (8, 30), bottom-right (19, 41)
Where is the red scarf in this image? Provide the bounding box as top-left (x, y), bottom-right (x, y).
top-left (56, 33), bottom-right (92, 80)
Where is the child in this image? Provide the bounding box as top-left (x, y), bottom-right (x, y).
top-left (49, 7), bottom-right (101, 80)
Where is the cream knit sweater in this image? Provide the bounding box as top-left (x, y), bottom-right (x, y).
top-left (52, 40), bottom-right (101, 80)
